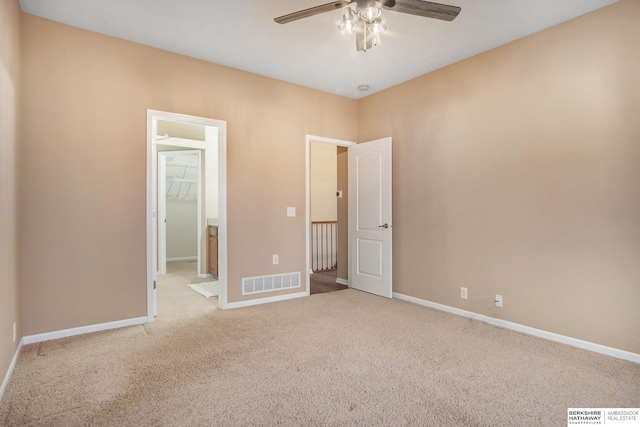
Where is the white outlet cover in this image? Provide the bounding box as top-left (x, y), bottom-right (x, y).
top-left (287, 207), bottom-right (296, 217)
top-left (273, 255), bottom-right (279, 265)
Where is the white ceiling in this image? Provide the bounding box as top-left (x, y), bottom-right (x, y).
top-left (19, 0), bottom-right (619, 99)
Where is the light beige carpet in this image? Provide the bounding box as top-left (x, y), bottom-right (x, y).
top-left (1, 285), bottom-right (639, 426)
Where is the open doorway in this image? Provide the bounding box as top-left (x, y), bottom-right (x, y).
top-left (157, 148), bottom-right (219, 313)
top-left (146, 110), bottom-right (228, 322)
top-left (306, 135), bottom-right (354, 295)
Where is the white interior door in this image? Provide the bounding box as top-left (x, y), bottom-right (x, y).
top-left (348, 137), bottom-right (392, 298)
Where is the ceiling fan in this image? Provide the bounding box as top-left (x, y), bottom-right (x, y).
top-left (274, 0), bottom-right (461, 52)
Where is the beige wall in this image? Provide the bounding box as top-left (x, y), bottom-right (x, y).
top-left (310, 142), bottom-right (337, 222)
top-left (165, 153), bottom-right (199, 260)
top-left (19, 15), bottom-right (357, 335)
top-left (358, 0), bottom-right (640, 354)
top-left (0, 0), bottom-right (21, 389)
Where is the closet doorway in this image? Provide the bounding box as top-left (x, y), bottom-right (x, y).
top-left (146, 110), bottom-right (228, 321)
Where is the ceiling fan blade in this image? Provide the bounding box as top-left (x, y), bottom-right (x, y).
top-left (275, 1), bottom-right (348, 24)
top-left (382, 0), bottom-right (461, 21)
top-left (355, 23), bottom-right (373, 52)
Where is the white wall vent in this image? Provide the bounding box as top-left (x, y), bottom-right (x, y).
top-left (242, 272), bottom-right (301, 296)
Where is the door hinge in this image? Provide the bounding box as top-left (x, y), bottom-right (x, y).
top-left (153, 280), bottom-right (157, 290)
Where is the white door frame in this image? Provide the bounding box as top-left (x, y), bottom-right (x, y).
top-left (147, 110), bottom-right (229, 321)
top-left (158, 150), bottom-right (201, 276)
top-left (305, 135), bottom-right (355, 295)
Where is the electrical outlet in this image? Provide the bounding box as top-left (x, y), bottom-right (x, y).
top-left (273, 254), bottom-right (279, 265)
top-left (13, 322), bottom-right (16, 343)
top-left (495, 294), bottom-right (503, 308)
top-left (460, 287), bottom-right (468, 300)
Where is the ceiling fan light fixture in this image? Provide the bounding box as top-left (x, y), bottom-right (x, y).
top-left (338, 20), bottom-right (357, 34)
top-left (338, 7), bottom-right (358, 34)
top-left (368, 19), bottom-right (386, 36)
top-left (358, 6), bottom-right (381, 23)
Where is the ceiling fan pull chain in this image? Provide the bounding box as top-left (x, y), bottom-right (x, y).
top-left (364, 22), bottom-right (367, 52)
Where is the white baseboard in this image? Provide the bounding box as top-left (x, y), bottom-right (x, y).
top-left (336, 278), bottom-right (349, 286)
top-left (198, 273), bottom-right (213, 279)
top-left (0, 340), bottom-right (22, 402)
top-left (225, 291), bottom-right (307, 309)
top-left (22, 317), bottom-right (148, 345)
top-left (167, 256), bottom-right (197, 262)
top-left (393, 292), bottom-right (640, 364)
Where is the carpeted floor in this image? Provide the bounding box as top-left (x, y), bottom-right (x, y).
top-left (155, 260), bottom-right (219, 322)
top-left (1, 272), bottom-right (639, 426)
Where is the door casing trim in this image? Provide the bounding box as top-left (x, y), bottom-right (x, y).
top-left (147, 109), bottom-right (228, 321)
top-left (305, 135), bottom-right (355, 295)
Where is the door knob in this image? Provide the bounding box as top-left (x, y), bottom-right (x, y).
top-left (379, 223), bottom-right (389, 229)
